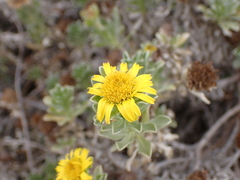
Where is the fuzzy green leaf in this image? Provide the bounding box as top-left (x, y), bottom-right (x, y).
top-left (99, 66), bottom-right (106, 76)
top-left (93, 116), bottom-right (103, 126)
top-left (101, 124), bottom-right (112, 131)
top-left (128, 121), bottom-right (142, 133)
top-left (142, 122), bottom-right (157, 133)
top-left (90, 96), bottom-right (101, 103)
top-left (137, 135), bottom-right (152, 157)
top-left (93, 165), bottom-right (108, 180)
top-left (115, 132), bottom-right (134, 151)
top-left (150, 115), bottom-right (172, 129)
top-left (99, 129), bottom-right (125, 141)
top-left (92, 104), bottom-right (98, 113)
top-left (137, 102), bottom-right (149, 113)
top-left (112, 117), bottom-right (126, 134)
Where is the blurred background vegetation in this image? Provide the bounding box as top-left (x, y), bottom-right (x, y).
top-left (1, 0), bottom-right (240, 179)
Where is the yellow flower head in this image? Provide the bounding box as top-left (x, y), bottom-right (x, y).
top-left (88, 62), bottom-right (157, 124)
top-left (56, 148), bottom-right (93, 180)
top-left (143, 44), bottom-right (157, 52)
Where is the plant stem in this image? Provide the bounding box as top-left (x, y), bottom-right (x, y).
top-left (141, 106), bottom-right (150, 123)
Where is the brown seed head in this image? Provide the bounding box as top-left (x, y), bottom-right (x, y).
top-left (186, 170), bottom-right (208, 180)
top-left (187, 61), bottom-right (218, 91)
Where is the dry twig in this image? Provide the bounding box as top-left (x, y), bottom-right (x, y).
top-left (195, 104), bottom-right (240, 169)
top-left (13, 19), bottom-right (34, 171)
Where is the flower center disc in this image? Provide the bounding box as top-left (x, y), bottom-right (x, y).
top-left (102, 71), bottom-right (135, 104)
top-left (65, 161), bottom-right (82, 179)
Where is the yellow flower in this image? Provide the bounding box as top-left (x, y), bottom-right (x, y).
top-left (56, 148), bottom-right (93, 180)
top-left (144, 44), bottom-right (157, 52)
top-left (88, 62), bottom-right (157, 124)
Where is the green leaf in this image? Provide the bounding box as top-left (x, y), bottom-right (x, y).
top-left (90, 95), bottom-right (101, 103)
top-left (116, 132), bottom-right (134, 151)
top-left (93, 116), bottom-right (103, 126)
top-left (93, 165), bottom-right (104, 176)
top-left (99, 129), bottom-right (125, 141)
top-left (128, 121), bottom-right (142, 133)
top-left (67, 21), bottom-right (89, 47)
top-left (142, 122), bottom-right (157, 133)
top-left (109, 106), bottom-right (119, 118)
top-left (137, 101), bottom-right (149, 113)
top-left (136, 135), bottom-right (152, 157)
top-left (101, 124), bottom-right (112, 131)
top-left (172, 32), bottom-right (190, 47)
top-left (93, 165), bottom-right (108, 180)
top-left (43, 84), bottom-right (76, 126)
top-left (123, 51), bottom-right (131, 61)
top-left (150, 115), bottom-right (172, 129)
top-left (92, 104), bottom-right (98, 113)
top-left (112, 117), bottom-right (126, 134)
top-left (95, 174), bottom-right (108, 180)
top-left (71, 62), bottom-right (93, 89)
top-left (99, 66), bottom-right (106, 76)
top-left (17, 1), bottom-right (48, 43)
top-left (158, 84), bottom-right (176, 93)
top-left (45, 73), bottom-right (59, 90)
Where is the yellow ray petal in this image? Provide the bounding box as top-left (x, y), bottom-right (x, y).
top-left (56, 176), bottom-right (61, 180)
top-left (83, 157), bottom-right (93, 170)
top-left (134, 74), bottom-right (152, 83)
top-left (103, 63), bottom-right (111, 75)
top-left (117, 103), bottom-right (132, 121)
top-left (137, 87), bottom-right (157, 95)
top-left (103, 63), bottom-right (116, 75)
top-left (104, 103), bottom-right (114, 124)
top-left (120, 62), bottom-right (128, 72)
top-left (134, 93), bottom-right (155, 104)
top-left (87, 87), bottom-right (102, 96)
top-left (74, 148), bottom-right (81, 157)
top-left (80, 148), bottom-right (89, 160)
top-left (130, 98), bottom-right (141, 117)
top-left (111, 66), bottom-right (116, 72)
top-left (135, 81), bottom-right (153, 89)
top-left (92, 75), bottom-right (105, 82)
top-left (92, 83), bottom-right (103, 89)
top-left (117, 100), bottom-right (138, 122)
top-left (96, 98), bottom-right (108, 122)
top-left (80, 172), bottom-right (92, 180)
top-left (123, 99), bottom-right (137, 121)
top-left (128, 63), bottom-right (142, 77)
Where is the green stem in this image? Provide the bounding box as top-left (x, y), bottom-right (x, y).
top-left (141, 105), bottom-right (150, 123)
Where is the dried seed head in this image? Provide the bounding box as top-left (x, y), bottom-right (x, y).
top-left (235, 131), bottom-right (240, 149)
top-left (187, 61), bottom-right (218, 91)
top-left (186, 170), bottom-right (208, 180)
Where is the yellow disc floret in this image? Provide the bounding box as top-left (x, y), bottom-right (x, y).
top-left (63, 161), bottom-right (82, 179)
top-left (101, 71), bottom-right (135, 104)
